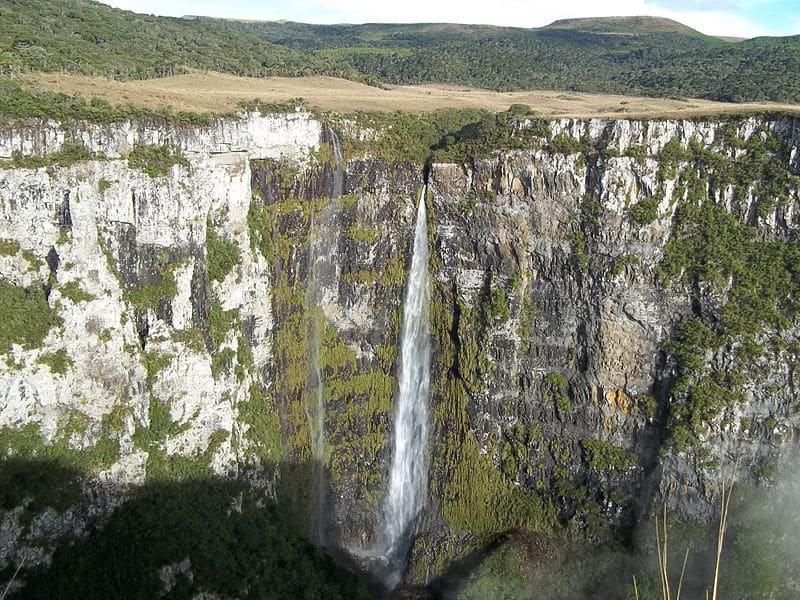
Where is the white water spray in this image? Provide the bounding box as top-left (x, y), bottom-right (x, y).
top-left (308, 131), bottom-right (345, 546)
top-left (379, 187), bottom-right (431, 585)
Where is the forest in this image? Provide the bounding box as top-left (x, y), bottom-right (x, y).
top-left (1, 1), bottom-right (799, 103)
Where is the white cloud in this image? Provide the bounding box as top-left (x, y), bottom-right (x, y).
top-left (99, 0), bottom-right (785, 37)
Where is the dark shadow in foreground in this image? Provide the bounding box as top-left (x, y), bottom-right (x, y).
top-left (0, 457), bottom-right (372, 600)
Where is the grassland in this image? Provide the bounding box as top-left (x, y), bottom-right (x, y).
top-left (21, 72), bottom-right (800, 118)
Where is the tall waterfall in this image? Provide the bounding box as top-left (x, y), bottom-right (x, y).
top-left (379, 187), bottom-right (431, 585)
top-left (330, 132), bottom-right (345, 198)
top-left (307, 131), bottom-right (345, 546)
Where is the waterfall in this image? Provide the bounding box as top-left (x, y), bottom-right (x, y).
top-left (330, 131), bottom-right (345, 198)
top-left (379, 187), bottom-right (431, 586)
top-left (307, 131), bottom-right (345, 546)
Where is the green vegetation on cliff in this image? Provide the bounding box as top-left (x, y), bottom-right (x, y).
top-left (126, 258), bottom-right (182, 313)
top-left (247, 157), bottom-right (413, 507)
top-left (0, 140), bottom-right (99, 169)
top-left (0, 280), bottom-right (59, 352)
top-left (333, 104), bottom-right (550, 166)
top-left (247, 168), bottom-right (315, 462)
top-left (37, 348), bottom-right (73, 375)
top-left (331, 108), bottom-right (489, 164)
top-left (205, 220), bottom-right (241, 283)
top-left (127, 143), bottom-right (188, 177)
top-left (655, 128), bottom-right (800, 453)
top-left (430, 287), bottom-right (557, 535)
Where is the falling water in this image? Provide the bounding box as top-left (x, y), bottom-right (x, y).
top-left (379, 187), bottom-right (431, 585)
top-left (330, 131), bottom-right (345, 199)
top-left (307, 130), bottom-right (345, 546)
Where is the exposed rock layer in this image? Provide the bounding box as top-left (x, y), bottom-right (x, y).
top-left (0, 112), bottom-right (798, 593)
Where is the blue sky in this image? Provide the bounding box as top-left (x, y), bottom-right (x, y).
top-left (102, 0), bottom-right (800, 37)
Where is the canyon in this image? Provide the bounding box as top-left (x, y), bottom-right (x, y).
top-left (0, 108), bottom-right (799, 597)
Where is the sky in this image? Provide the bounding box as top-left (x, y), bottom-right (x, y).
top-left (101, 0), bottom-right (800, 38)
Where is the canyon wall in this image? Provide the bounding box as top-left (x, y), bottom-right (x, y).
top-left (0, 111), bottom-right (798, 596)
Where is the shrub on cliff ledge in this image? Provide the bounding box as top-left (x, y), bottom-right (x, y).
top-left (205, 221), bottom-right (241, 283)
top-left (2, 141), bottom-right (97, 170)
top-left (628, 197), bottom-right (659, 225)
top-left (127, 143), bottom-right (188, 177)
top-left (0, 280), bottom-right (59, 352)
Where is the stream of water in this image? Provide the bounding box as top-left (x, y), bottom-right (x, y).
top-left (308, 131), bottom-right (345, 546)
top-left (378, 187), bottom-right (431, 586)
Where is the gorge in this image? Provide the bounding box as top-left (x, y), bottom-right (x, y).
top-left (0, 107), bottom-right (799, 598)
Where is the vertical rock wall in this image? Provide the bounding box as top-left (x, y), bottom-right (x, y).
top-left (0, 112), bottom-right (798, 594)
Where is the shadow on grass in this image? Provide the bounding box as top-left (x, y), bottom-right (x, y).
top-left (0, 457), bottom-right (372, 600)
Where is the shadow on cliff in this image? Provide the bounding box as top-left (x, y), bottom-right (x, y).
top-left (0, 457), bottom-right (372, 600)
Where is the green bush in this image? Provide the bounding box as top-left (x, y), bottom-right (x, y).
top-left (59, 280), bottom-right (95, 303)
top-left (346, 222), bottom-right (378, 244)
top-left (127, 274), bottom-right (178, 312)
top-left (3, 140), bottom-right (97, 169)
top-left (606, 254), bottom-right (640, 279)
top-left (209, 302), bottom-right (240, 348)
top-left (127, 144), bottom-right (188, 177)
top-left (37, 349), bottom-right (74, 375)
top-left (625, 144), bottom-right (648, 165)
top-left (206, 222), bottom-right (240, 283)
top-left (628, 197), bottom-right (659, 225)
top-left (542, 372), bottom-right (572, 414)
top-left (0, 239), bottom-right (21, 256)
top-left (549, 132), bottom-right (584, 155)
top-left (581, 439), bottom-right (637, 471)
top-left (0, 280), bottom-right (59, 352)
top-left (571, 231), bottom-right (589, 270)
top-left (489, 287), bottom-right (511, 321)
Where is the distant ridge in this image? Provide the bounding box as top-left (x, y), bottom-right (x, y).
top-left (202, 17), bottom-right (798, 102)
top-left (544, 16), bottom-right (705, 36)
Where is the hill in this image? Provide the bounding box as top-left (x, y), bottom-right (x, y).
top-left (0, 1), bottom-right (798, 104)
top-left (0, 0), bottom-right (354, 80)
top-left (544, 16), bottom-right (704, 35)
top-left (201, 18), bottom-right (800, 103)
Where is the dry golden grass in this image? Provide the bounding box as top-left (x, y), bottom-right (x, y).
top-left (23, 71), bottom-right (800, 118)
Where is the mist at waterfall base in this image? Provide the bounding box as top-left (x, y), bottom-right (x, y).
top-left (372, 189), bottom-right (431, 588)
top-left (308, 130), bottom-right (345, 546)
top-left (434, 464), bottom-right (800, 600)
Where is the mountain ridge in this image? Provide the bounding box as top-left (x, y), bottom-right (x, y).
top-left (544, 15), bottom-right (707, 35)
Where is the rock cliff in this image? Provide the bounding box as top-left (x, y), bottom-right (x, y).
top-left (0, 109), bottom-right (798, 596)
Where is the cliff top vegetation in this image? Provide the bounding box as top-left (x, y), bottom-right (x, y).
top-left (11, 72), bottom-right (800, 119)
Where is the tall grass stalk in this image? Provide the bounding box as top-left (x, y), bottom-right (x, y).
top-left (1, 558), bottom-right (25, 600)
top-left (711, 482), bottom-right (733, 600)
top-left (653, 504), bottom-right (689, 600)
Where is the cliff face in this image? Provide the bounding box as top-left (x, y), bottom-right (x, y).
top-left (0, 113), bottom-right (328, 593)
top-left (0, 111), bottom-right (798, 595)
